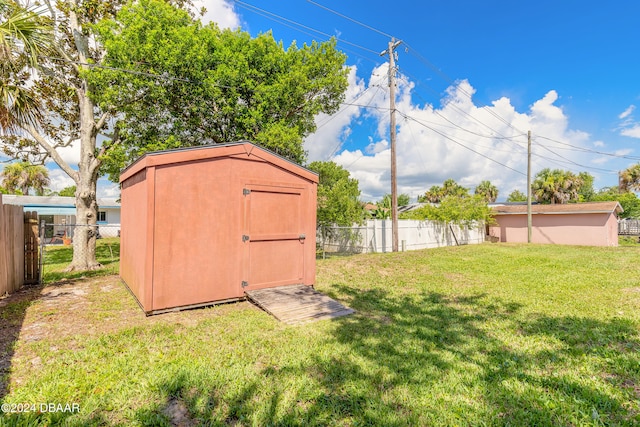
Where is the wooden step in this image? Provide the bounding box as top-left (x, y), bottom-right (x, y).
top-left (246, 284), bottom-right (354, 325)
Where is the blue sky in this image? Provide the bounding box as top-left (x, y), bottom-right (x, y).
top-left (8, 1), bottom-right (640, 202)
top-left (211, 0), bottom-right (640, 202)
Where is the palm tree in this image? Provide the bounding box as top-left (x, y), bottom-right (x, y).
top-left (474, 180), bottom-right (499, 203)
top-left (421, 179), bottom-right (469, 203)
top-left (532, 168), bottom-right (583, 204)
top-left (1, 161), bottom-right (49, 195)
top-left (620, 164), bottom-right (640, 192)
top-left (0, 0), bottom-right (52, 132)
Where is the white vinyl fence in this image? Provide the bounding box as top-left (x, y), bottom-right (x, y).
top-left (319, 219), bottom-right (485, 255)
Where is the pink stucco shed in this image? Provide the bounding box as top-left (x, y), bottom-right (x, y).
top-left (489, 201), bottom-right (623, 246)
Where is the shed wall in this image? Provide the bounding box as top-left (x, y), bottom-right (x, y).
top-left (120, 169), bottom-right (151, 309)
top-left (489, 212), bottom-right (618, 246)
top-left (119, 143), bottom-right (317, 313)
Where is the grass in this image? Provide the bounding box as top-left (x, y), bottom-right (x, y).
top-left (41, 238), bottom-right (120, 284)
top-left (1, 243), bottom-right (640, 426)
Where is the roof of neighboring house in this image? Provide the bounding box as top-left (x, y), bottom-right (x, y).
top-left (491, 201), bottom-right (623, 215)
top-left (1, 195), bottom-right (120, 209)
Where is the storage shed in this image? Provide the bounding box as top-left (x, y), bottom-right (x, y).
top-left (119, 141), bottom-right (318, 314)
top-left (488, 201), bottom-right (623, 246)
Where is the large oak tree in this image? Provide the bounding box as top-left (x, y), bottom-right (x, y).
top-left (1, 0), bottom-right (348, 271)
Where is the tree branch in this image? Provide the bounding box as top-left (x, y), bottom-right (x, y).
top-left (26, 124), bottom-right (79, 182)
top-left (95, 111), bottom-right (110, 132)
top-left (43, 0), bottom-right (81, 75)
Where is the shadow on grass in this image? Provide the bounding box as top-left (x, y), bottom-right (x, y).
top-left (42, 239), bottom-right (120, 284)
top-left (0, 286), bottom-right (41, 400)
top-left (131, 286), bottom-right (640, 426)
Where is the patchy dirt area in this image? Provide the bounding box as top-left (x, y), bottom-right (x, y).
top-left (0, 275), bottom-right (258, 397)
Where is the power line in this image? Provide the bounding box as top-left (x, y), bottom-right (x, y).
top-left (396, 70), bottom-right (527, 144)
top-left (397, 109), bottom-right (526, 176)
top-left (233, 0), bottom-right (380, 57)
top-left (536, 134), bottom-right (640, 161)
top-left (306, 0), bottom-right (394, 39)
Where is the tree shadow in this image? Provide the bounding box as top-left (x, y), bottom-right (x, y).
top-left (129, 284), bottom-right (639, 425)
top-left (0, 286), bottom-right (41, 400)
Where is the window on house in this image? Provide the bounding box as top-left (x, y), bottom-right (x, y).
top-left (97, 211), bottom-right (107, 222)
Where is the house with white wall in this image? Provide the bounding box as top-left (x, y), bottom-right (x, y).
top-left (2, 195), bottom-right (121, 238)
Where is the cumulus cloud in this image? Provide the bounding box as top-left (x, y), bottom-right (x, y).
top-left (304, 66), bottom-right (365, 161)
top-left (97, 180), bottom-right (121, 199)
top-left (48, 168), bottom-right (75, 192)
top-left (193, 0), bottom-right (240, 29)
top-left (621, 125), bottom-right (640, 139)
top-left (306, 64), bottom-right (607, 202)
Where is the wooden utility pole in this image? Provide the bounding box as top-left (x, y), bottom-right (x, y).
top-left (527, 130), bottom-right (532, 243)
top-left (381, 38), bottom-right (402, 252)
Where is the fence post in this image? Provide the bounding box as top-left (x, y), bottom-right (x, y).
top-left (23, 212), bottom-right (39, 285)
top-left (38, 220), bottom-right (46, 285)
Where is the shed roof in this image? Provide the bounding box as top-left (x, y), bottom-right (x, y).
top-left (492, 201), bottom-right (623, 215)
top-left (119, 141), bottom-right (319, 184)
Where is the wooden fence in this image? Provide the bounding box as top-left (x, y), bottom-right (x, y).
top-left (0, 195), bottom-right (40, 295)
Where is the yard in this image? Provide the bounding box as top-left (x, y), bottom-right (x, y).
top-left (0, 242), bottom-right (639, 426)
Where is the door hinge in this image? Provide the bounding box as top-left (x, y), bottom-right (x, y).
top-left (242, 235), bottom-right (250, 242)
top-left (241, 281), bottom-right (249, 288)
top-left (243, 188), bottom-right (251, 195)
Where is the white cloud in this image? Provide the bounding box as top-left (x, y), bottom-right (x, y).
top-left (621, 125), bottom-right (640, 139)
top-left (97, 180), bottom-right (120, 199)
top-left (48, 168), bottom-right (75, 192)
top-left (619, 105), bottom-right (635, 120)
top-left (304, 66), bottom-right (364, 161)
top-left (593, 140), bottom-right (605, 147)
top-left (305, 65), bottom-right (605, 202)
top-left (193, 0), bottom-right (240, 29)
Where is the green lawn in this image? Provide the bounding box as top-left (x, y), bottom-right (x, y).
top-left (41, 238), bottom-right (121, 283)
top-left (1, 243), bottom-right (639, 426)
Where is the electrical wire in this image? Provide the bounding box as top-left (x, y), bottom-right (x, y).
top-left (233, 0), bottom-right (381, 58)
top-left (396, 109), bottom-right (526, 176)
top-left (536, 134), bottom-right (640, 160)
top-left (306, 0), bottom-right (394, 40)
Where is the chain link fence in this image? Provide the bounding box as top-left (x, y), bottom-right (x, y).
top-left (39, 223), bottom-right (121, 283)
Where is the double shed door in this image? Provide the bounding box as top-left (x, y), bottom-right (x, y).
top-left (242, 184), bottom-right (307, 291)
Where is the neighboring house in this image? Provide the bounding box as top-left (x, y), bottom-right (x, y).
top-left (489, 201), bottom-right (623, 246)
top-left (2, 195), bottom-right (121, 238)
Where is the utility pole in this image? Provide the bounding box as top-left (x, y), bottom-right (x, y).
top-left (381, 38), bottom-right (402, 252)
top-left (527, 130), bottom-right (532, 243)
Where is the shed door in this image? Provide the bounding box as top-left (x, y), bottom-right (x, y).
top-left (242, 185), bottom-right (305, 291)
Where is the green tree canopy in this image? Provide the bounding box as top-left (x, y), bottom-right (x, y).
top-left (1, 0), bottom-right (348, 271)
top-left (506, 189), bottom-right (527, 202)
top-left (474, 180), bottom-right (498, 203)
top-left (577, 172), bottom-right (595, 202)
top-left (1, 161), bottom-right (49, 195)
top-left (308, 161), bottom-right (363, 234)
top-left (91, 0), bottom-right (349, 180)
top-left (592, 186), bottom-right (640, 219)
top-left (379, 193), bottom-right (410, 208)
top-left (57, 185), bottom-right (76, 197)
top-left (532, 168), bottom-right (584, 204)
top-left (419, 178), bottom-right (469, 203)
top-left (401, 194), bottom-right (493, 226)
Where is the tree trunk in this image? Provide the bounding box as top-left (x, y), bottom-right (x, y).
top-left (68, 180), bottom-right (101, 271)
top-left (66, 84), bottom-right (102, 271)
